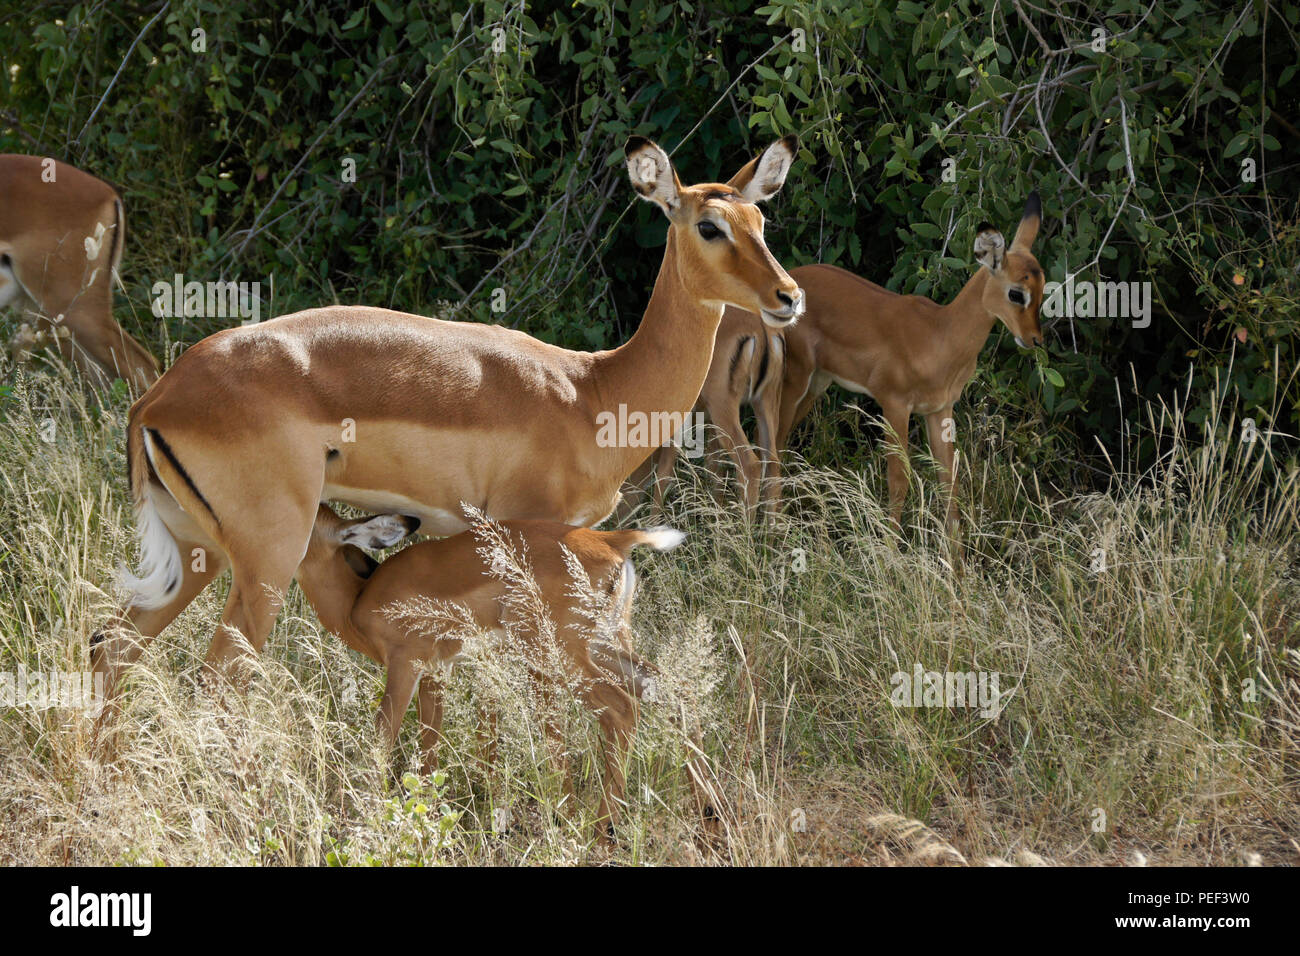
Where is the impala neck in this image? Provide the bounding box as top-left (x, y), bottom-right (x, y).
top-left (590, 228), bottom-right (725, 475)
top-left (938, 267), bottom-right (999, 368)
top-left (295, 547), bottom-right (373, 658)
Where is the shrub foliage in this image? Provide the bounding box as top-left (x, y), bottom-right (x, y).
top-left (2, 0), bottom-right (1296, 474)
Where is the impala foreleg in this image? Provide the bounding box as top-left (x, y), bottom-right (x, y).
top-left (614, 456), bottom-right (655, 523)
top-left (925, 406), bottom-right (960, 537)
top-left (753, 379), bottom-right (784, 514)
top-left (534, 677), bottom-right (576, 811)
top-left (882, 403), bottom-right (912, 531)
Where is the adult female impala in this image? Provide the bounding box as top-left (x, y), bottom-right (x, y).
top-left (92, 135), bottom-right (804, 708)
top-left (295, 504), bottom-right (714, 838)
top-left (625, 194), bottom-right (1046, 533)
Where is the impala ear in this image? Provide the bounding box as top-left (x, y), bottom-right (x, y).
top-left (973, 224), bottom-right (1006, 273)
top-left (728, 136), bottom-right (798, 203)
top-left (338, 513), bottom-right (420, 551)
top-left (625, 137), bottom-right (681, 216)
top-left (1010, 191), bottom-right (1042, 252)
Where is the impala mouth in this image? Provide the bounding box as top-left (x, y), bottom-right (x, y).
top-left (760, 288), bottom-right (804, 328)
top-left (760, 309), bottom-right (799, 328)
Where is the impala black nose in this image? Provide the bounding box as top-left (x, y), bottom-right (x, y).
top-left (776, 290), bottom-right (793, 308)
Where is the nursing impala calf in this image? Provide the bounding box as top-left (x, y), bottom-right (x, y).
top-left (0, 155), bottom-right (158, 389)
top-left (91, 133), bottom-right (802, 713)
top-left (295, 503), bottom-right (715, 838)
top-left (774, 194), bottom-right (1045, 534)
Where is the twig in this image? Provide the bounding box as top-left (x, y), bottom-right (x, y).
top-left (74, 1), bottom-right (171, 149)
top-left (228, 53), bottom-right (399, 260)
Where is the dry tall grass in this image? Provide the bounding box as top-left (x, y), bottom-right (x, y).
top-left (0, 353), bottom-right (1296, 865)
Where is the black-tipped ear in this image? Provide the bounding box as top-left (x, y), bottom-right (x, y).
top-left (1011, 192), bottom-right (1042, 251)
top-left (727, 136), bottom-right (799, 203)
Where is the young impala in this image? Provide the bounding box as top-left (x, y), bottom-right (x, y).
top-left (0, 154), bottom-right (158, 390)
top-left (92, 134), bottom-right (803, 715)
top-left (619, 306), bottom-right (786, 518)
top-left (295, 503), bottom-right (716, 839)
top-left (775, 194), bottom-right (1045, 534)
top-left (632, 194), bottom-right (1046, 533)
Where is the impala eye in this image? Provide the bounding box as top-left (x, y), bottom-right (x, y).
top-left (697, 220), bottom-right (722, 240)
top-left (1008, 288), bottom-right (1027, 307)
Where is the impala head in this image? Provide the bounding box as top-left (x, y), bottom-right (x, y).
top-left (308, 504), bottom-right (421, 579)
top-left (973, 191), bottom-right (1045, 349)
top-left (625, 135), bottom-right (803, 328)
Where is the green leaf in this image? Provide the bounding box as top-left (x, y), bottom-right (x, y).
top-left (1223, 132), bottom-right (1251, 158)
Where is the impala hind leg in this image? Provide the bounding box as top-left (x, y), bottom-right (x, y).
top-left (600, 642), bottom-right (725, 842)
top-left (416, 667), bottom-right (452, 774)
top-left (577, 676), bottom-right (637, 841)
top-left (376, 657), bottom-right (421, 758)
top-left (713, 405), bottom-right (763, 518)
top-left (201, 501), bottom-right (318, 688)
top-left (91, 543), bottom-right (229, 737)
top-left (774, 357), bottom-right (819, 451)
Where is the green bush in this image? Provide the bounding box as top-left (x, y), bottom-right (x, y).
top-left (2, 0), bottom-right (1296, 479)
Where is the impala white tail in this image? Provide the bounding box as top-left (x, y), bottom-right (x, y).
top-left (117, 428), bottom-right (183, 610)
top-left (640, 526), bottom-right (686, 551)
top-left (117, 487), bottom-right (182, 611)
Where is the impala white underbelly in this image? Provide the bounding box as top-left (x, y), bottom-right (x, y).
top-left (321, 484), bottom-right (469, 537)
top-left (829, 373), bottom-right (876, 400)
top-left (321, 484), bottom-right (617, 536)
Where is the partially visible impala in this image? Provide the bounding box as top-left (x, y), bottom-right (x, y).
top-left (296, 503), bottom-right (718, 840)
top-left (619, 306), bottom-right (786, 518)
top-left (0, 154), bottom-right (158, 390)
top-left (775, 193), bottom-right (1045, 533)
top-left (92, 134), bottom-right (804, 714)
